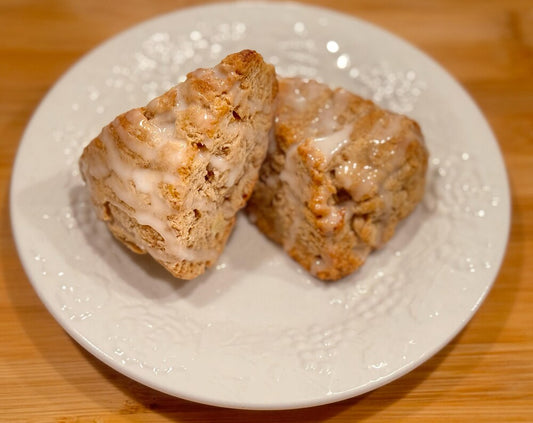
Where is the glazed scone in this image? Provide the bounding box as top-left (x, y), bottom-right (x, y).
top-left (246, 77), bottom-right (428, 281)
top-left (79, 50), bottom-right (277, 279)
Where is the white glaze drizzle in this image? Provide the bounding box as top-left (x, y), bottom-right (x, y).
top-left (333, 113), bottom-right (409, 202)
top-left (313, 125), bottom-right (352, 162)
top-left (88, 105), bottom-right (218, 263)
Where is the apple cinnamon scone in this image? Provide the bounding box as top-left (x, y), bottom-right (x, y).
top-left (79, 50), bottom-right (277, 279)
top-left (246, 77), bottom-right (428, 281)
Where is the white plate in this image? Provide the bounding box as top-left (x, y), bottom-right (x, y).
top-left (10, 1), bottom-right (510, 410)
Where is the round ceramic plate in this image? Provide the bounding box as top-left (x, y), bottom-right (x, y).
top-left (11, 1), bottom-right (510, 410)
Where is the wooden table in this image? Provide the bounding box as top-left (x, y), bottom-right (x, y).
top-left (1, 0), bottom-right (532, 421)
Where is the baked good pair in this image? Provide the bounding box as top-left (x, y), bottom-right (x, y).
top-left (79, 50), bottom-right (428, 281)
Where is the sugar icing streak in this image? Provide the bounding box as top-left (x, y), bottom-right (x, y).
top-left (276, 81), bottom-right (352, 252)
top-left (313, 126), bottom-right (352, 162)
top-left (88, 106), bottom-right (217, 263)
top-left (332, 114), bottom-right (411, 203)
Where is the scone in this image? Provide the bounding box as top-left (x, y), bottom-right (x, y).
top-left (79, 50), bottom-right (277, 279)
top-left (246, 77), bottom-right (428, 281)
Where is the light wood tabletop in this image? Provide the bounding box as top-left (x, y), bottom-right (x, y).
top-left (1, 0), bottom-right (532, 421)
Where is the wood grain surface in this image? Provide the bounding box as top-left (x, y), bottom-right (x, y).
top-left (1, 0), bottom-right (532, 421)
